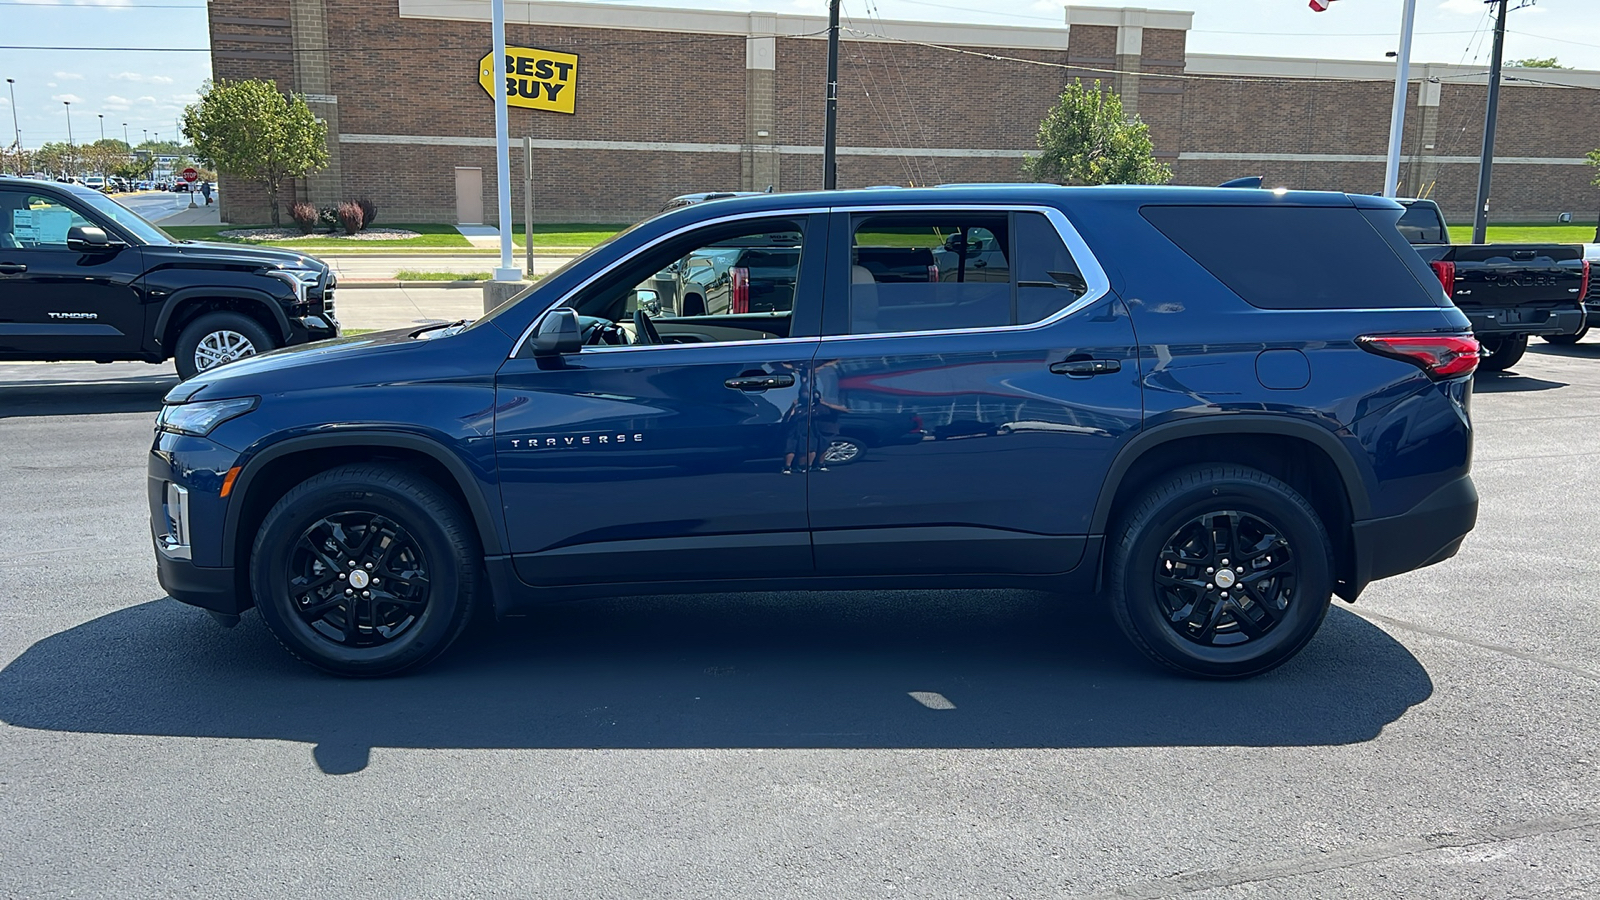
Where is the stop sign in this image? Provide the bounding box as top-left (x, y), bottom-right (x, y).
top-left (182, 167), bottom-right (198, 183)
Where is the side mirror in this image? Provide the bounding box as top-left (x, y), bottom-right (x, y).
top-left (530, 308), bottom-right (582, 357)
top-left (633, 288), bottom-right (661, 314)
top-left (66, 225), bottom-right (124, 253)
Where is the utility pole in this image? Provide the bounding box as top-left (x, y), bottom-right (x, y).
top-left (1471, 0), bottom-right (1509, 244)
top-left (822, 0), bottom-right (840, 189)
top-left (1380, 0), bottom-right (1417, 197)
top-left (523, 135), bottom-right (534, 277)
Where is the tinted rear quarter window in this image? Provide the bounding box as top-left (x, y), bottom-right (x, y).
top-left (1140, 204), bottom-right (1444, 309)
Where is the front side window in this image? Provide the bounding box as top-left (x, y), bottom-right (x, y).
top-left (846, 210), bottom-right (1091, 335)
top-left (559, 217), bottom-right (807, 347)
top-left (0, 191), bottom-right (92, 250)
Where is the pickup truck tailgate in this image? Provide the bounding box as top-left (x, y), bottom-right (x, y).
top-left (1447, 244), bottom-right (1586, 311)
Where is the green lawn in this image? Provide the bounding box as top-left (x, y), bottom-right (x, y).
top-left (511, 224), bottom-right (626, 250)
top-left (1448, 224), bottom-right (1597, 245)
top-left (164, 223), bottom-right (476, 250)
top-left (395, 269), bottom-right (493, 281)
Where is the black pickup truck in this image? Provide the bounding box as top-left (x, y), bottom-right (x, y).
top-left (1398, 199), bottom-right (1589, 370)
top-left (0, 177), bottom-right (339, 379)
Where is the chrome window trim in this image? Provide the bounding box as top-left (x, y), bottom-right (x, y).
top-left (507, 202), bottom-right (1111, 357)
top-left (825, 203), bottom-right (1111, 343)
top-left (508, 207), bottom-right (830, 359)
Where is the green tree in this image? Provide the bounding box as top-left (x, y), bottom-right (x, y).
top-left (1510, 57), bottom-right (1565, 68)
top-left (1024, 80), bottom-right (1172, 186)
top-left (182, 78), bottom-right (328, 225)
top-left (32, 141), bottom-right (76, 178)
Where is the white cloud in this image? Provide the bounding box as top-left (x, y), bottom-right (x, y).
top-left (136, 95), bottom-right (158, 105)
top-left (51, 93), bottom-right (84, 104)
top-left (112, 72), bottom-right (175, 85)
top-left (46, 82), bottom-right (57, 88)
top-left (1437, 0), bottom-right (1486, 15)
top-left (103, 95), bottom-right (132, 111)
top-left (54, 71), bottom-right (84, 81)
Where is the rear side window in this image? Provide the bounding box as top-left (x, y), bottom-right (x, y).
top-left (1140, 205), bottom-right (1443, 309)
top-left (1395, 202), bottom-right (1447, 244)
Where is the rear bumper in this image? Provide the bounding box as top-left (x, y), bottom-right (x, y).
top-left (1349, 474), bottom-right (1478, 597)
top-left (1465, 307), bottom-right (1584, 337)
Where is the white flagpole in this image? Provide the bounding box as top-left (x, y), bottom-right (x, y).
top-left (1382, 0), bottom-right (1418, 198)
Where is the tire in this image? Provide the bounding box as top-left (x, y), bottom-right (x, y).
top-left (250, 463), bottom-right (480, 677)
top-left (174, 310), bottom-right (275, 380)
top-left (680, 293), bottom-right (706, 317)
top-left (1541, 327), bottom-right (1589, 346)
top-left (1106, 465), bottom-right (1334, 679)
top-left (1477, 333), bottom-right (1528, 372)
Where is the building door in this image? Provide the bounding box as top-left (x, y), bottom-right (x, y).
top-left (454, 167), bottom-right (483, 225)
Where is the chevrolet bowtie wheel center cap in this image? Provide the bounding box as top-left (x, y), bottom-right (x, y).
top-left (1213, 568), bottom-right (1238, 589)
top-left (348, 570), bottom-right (370, 589)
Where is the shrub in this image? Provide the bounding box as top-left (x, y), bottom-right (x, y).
top-left (317, 206), bottom-right (339, 232)
top-left (289, 202), bottom-right (318, 235)
top-left (336, 201), bottom-right (364, 235)
top-left (356, 198), bottom-right (377, 231)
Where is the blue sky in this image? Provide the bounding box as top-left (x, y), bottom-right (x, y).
top-left (2, 0), bottom-right (1596, 150)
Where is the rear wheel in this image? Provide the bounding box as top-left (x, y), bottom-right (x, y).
top-left (250, 464), bottom-right (480, 677)
top-left (1541, 327), bottom-right (1589, 346)
top-left (1106, 465), bottom-right (1334, 679)
top-left (174, 311), bottom-right (275, 379)
top-left (1478, 333), bottom-right (1528, 371)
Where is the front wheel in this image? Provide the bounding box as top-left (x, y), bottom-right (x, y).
top-left (250, 464), bottom-right (480, 677)
top-left (1106, 465), bottom-right (1334, 679)
top-left (1477, 333), bottom-right (1528, 372)
top-left (1541, 327), bottom-right (1589, 346)
top-left (174, 311), bottom-right (275, 379)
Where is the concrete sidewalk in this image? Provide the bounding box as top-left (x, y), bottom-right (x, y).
top-left (334, 285), bottom-right (497, 332)
top-left (150, 201), bottom-right (222, 226)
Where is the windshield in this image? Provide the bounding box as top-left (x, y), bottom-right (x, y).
top-left (76, 190), bottom-right (177, 245)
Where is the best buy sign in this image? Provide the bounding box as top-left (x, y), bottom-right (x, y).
top-left (479, 46), bottom-right (578, 114)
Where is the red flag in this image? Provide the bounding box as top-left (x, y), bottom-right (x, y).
top-left (1310, 0), bottom-right (1337, 10)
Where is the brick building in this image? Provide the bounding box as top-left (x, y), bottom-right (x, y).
top-left (207, 0), bottom-right (1600, 227)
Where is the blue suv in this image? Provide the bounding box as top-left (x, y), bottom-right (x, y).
top-left (148, 185), bottom-right (1480, 678)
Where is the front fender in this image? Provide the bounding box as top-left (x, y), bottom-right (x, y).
top-left (154, 286), bottom-right (293, 349)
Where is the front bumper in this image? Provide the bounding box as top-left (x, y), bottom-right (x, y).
top-left (150, 438), bottom-right (248, 613)
top-left (1349, 474), bottom-right (1478, 597)
top-left (1465, 307), bottom-right (1585, 337)
top-left (155, 551), bottom-right (246, 614)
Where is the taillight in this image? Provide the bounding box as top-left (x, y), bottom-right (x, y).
top-left (927, 264), bottom-right (940, 283)
top-left (1357, 334), bottom-right (1480, 380)
top-left (1429, 260), bottom-right (1456, 299)
top-left (729, 267), bottom-right (749, 314)
top-left (1580, 260), bottom-right (1592, 303)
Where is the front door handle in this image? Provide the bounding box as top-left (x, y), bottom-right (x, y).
top-left (724, 373), bottom-right (795, 392)
top-left (0, 263), bottom-right (26, 275)
top-left (1050, 358), bottom-right (1122, 377)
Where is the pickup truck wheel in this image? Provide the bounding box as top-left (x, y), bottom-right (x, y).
top-left (1106, 465), bottom-right (1333, 679)
top-left (1478, 334), bottom-right (1528, 371)
top-left (681, 293), bottom-right (706, 317)
top-left (174, 311), bottom-right (275, 379)
top-left (1541, 327), bottom-right (1589, 346)
top-left (250, 463), bottom-right (480, 677)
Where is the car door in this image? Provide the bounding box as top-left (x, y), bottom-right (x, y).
top-left (0, 187), bottom-right (145, 359)
top-left (808, 205), bottom-right (1142, 576)
top-left (495, 211), bottom-right (827, 587)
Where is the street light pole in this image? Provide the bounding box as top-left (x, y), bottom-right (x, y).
top-left (63, 100), bottom-right (73, 176)
top-left (122, 122), bottom-right (128, 146)
top-left (1380, 0), bottom-right (1417, 197)
top-left (489, 0), bottom-right (517, 282)
top-left (822, 0), bottom-right (840, 190)
top-left (97, 113), bottom-right (104, 144)
top-left (1471, 0), bottom-right (1509, 244)
top-left (5, 79), bottom-right (19, 174)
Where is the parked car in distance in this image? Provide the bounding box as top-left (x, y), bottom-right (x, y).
top-left (0, 176), bottom-right (339, 378)
top-left (1397, 198), bottom-right (1588, 367)
top-left (149, 184), bottom-right (1481, 681)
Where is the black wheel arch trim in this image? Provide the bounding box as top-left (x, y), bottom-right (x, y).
top-left (1089, 415), bottom-right (1373, 535)
top-left (220, 431), bottom-right (506, 566)
top-left (155, 287), bottom-right (293, 350)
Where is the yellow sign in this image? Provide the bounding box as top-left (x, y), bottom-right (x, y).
top-left (479, 46), bottom-right (578, 114)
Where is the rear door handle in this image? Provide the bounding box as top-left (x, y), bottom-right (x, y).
top-left (0, 263), bottom-right (25, 275)
top-left (724, 373), bottom-right (795, 391)
top-left (1050, 358), bottom-right (1122, 377)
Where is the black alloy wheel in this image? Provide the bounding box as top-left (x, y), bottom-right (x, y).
top-left (287, 513), bottom-right (431, 648)
top-left (251, 463), bottom-right (479, 677)
top-left (1106, 465), bottom-right (1333, 679)
top-left (1154, 510), bottom-right (1296, 647)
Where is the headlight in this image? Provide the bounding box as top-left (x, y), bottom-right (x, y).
top-left (157, 397), bottom-right (258, 436)
top-left (268, 268), bottom-right (320, 303)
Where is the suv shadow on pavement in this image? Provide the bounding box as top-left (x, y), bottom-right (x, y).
top-left (1470, 371), bottom-right (1569, 394)
top-left (0, 591), bottom-right (1432, 775)
top-left (0, 371), bottom-right (176, 419)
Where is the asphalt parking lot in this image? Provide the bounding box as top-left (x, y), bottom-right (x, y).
top-left (2, 339), bottom-right (1598, 898)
